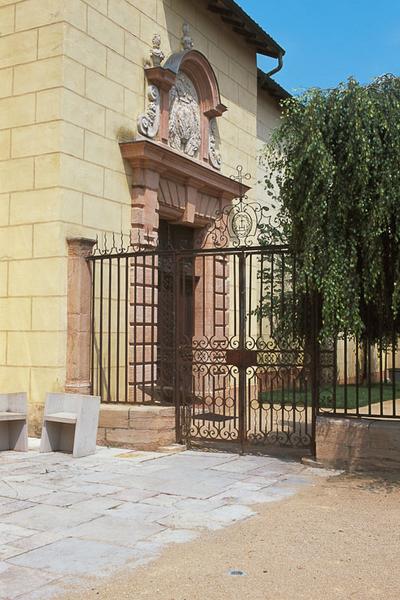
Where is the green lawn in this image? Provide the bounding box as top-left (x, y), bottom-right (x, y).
top-left (259, 383), bottom-right (400, 409)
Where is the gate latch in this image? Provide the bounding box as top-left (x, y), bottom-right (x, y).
top-left (226, 349), bottom-right (258, 368)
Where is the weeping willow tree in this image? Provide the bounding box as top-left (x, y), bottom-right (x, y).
top-left (261, 75), bottom-right (400, 346)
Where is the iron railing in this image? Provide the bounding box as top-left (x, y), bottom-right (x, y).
top-left (318, 333), bottom-right (400, 419)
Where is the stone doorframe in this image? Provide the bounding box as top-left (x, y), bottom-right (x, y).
top-left (121, 138), bottom-right (249, 407)
top-left (121, 138), bottom-right (247, 241)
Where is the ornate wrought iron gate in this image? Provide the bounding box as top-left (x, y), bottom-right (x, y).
top-left (88, 194), bottom-right (317, 452)
top-left (174, 244), bottom-right (316, 451)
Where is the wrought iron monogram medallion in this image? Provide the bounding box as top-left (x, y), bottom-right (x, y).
top-left (203, 166), bottom-right (272, 247)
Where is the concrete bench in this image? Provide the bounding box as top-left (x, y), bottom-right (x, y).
top-left (0, 393), bottom-right (28, 452)
top-left (40, 393), bottom-right (100, 458)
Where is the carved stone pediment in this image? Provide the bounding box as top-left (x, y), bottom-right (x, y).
top-left (136, 25), bottom-right (227, 170)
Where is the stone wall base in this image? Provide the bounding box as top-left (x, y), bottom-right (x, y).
top-left (97, 404), bottom-right (176, 450)
top-left (316, 415), bottom-right (400, 472)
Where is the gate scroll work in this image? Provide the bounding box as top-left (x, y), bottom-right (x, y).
top-left (176, 193), bottom-right (316, 452)
top-left (88, 170), bottom-right (317, 452)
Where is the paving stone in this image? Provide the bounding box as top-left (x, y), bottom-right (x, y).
top-left (8, 537), bottom-right (140, 576)
top-left (257, 485), bottom-right (297, 500)
top-left (0, 562), bottom-right (59, 600)
top-left (0, 522), bottom-right (38, 545)
top-left (0, 544), bottom-right (24, 560)
top-left (0, 504), bottom-right (98, 531)
top-left (142, 493), bottom-right (181, 507)
top-left (248, 464), bottom-right (304, 478)
top-left (174, 497), bottom-right (225, 513)
top-left (32, 491), bottom-right (91, 507)
top-left (149, 453), bottom-right (237, 470)
top-left (109, 501), bottom-right (173, 522)
top-left (208, 504), bottom-right (256, 524)
top-left (242, 475), bottom-right (283, 488)
top-left (11, 530), bottom-right (67, 552)
top-left (109, 487), bottom-right (158, 503)
top-left (0, 482), bottom-right (52, 501)
top-left (209, 487), bottom-right (281, 505)
top-left (14, 580), bottom-right (74, 600)
top-left (157, 509), bottom-right (226, 531)
top-left (71, 496), bottom-right (123, 514)
top-left (2, 473), bottom-right (38, 483)
top-left (129, 471), bottom-right (239, 500)
top-left (68, 514), bottom-right (165, 547)
top-left (0, 499), bottom-right (35, 516)
top-left (30, 474), bottom-right (76, 490)
top-left (159, 505), bottom-right (255, 530)
top-left (0, 442), bottom-right (331, 598)
top-left (62, 481), bottom-right (125, 496)
top-left (151, 528), bottom-right (200, 545)
top-left (69, 470), bottom-right (130, 485)
top-left (210, 456), bottom-right (284, 474)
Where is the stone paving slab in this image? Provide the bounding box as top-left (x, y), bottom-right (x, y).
top-left (8, 538), bottom-right (141, 576)
top-left (67, 514), bottom-right (165, 547)
top-left (0, 500), bottom-right (35, 517)
top-left (0, 504), bottom-right (99, 531)
top-left (0, 439), bottom-right (336, 598)
top-left (0, 562), bottom-right (59, 600)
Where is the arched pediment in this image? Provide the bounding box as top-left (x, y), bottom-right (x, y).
top-left (164, 49), bottom-right (227, 118)
top-left (137, 26), bottom-right (226, 171)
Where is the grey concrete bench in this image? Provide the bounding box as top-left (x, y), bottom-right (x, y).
top-left (0, 393), bottom-right (28, 452)
top-left (40, 393), bottom-right (100, 458)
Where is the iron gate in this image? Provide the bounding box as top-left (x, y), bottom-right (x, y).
top-left (88, 181), bottom-right (318, 452)
top-left (174, 244), bottom-right (316, 451)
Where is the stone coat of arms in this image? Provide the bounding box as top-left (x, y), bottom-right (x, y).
top-left (169, 72), bottom-right (201, 158)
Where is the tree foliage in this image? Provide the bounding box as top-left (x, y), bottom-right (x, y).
top-left (262, 75), bottom-right (400, 342)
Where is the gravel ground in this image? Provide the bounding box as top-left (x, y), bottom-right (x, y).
top-left (58, 470), bottom-right (400, 600)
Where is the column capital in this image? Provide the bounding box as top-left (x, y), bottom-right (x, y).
top-left (67, 237), bottom-right (96, 258)
top-left (131, 168), bottom-right (160, 192)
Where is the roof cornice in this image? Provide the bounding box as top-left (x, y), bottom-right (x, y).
top-left (206, 0), bottom-right (285, 59)
top-left (257, 68), bottom-right (291, 103)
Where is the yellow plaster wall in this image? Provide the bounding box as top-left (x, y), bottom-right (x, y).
top-left (0, 0), bottom-right (76, 430)
top-left (0, 0), bottom-right (282, 428)
top-left (256, 88), bottom-right (282, 206)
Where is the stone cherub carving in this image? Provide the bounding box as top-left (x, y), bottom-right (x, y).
top-left (150, 33), bottom-right (165, 67)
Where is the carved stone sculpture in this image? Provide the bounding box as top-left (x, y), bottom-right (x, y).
top-left (209, 118), bottom-right (222, 170)
top-left (169, 72), bottom-right (201, 157)
top-left (181, 23), bottom-right (194, 51)
top-left (137, 84), bottom-right (161, 139)
top-left (150, 33), bottom-right (164, 67)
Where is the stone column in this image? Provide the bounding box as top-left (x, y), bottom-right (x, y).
top-left (65, 237), bottom-right (96, 395)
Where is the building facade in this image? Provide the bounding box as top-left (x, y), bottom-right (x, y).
top-left (0, 0), bottom-right (287, 441)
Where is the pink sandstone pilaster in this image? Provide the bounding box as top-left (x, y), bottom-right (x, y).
top-left (129, 168), bottom-right (160, 403)
top-left (65, 237), bottom-right (96, 395)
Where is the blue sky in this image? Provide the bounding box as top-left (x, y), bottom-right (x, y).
top-left (240, 0), bottom-right (400, 93)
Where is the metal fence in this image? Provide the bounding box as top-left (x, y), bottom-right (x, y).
top-left (318, 334), bottom-right (400, 419)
